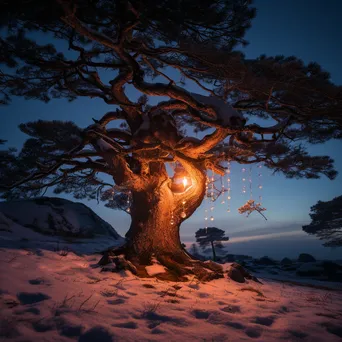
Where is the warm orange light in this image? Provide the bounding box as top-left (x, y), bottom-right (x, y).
top-left (171, 164), bottom-right (193, 193)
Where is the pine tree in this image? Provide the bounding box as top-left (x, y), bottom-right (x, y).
top-left (0, 0), bottom-right (341, 280)
top-left (303, 196), bottom-right (342, 247)
top-left (195, 228), bottom-right (229, 261)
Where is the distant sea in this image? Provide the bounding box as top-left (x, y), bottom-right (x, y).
top-left (182, 231), bottom-right (342, 261)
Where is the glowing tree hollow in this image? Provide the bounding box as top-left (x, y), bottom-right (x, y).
top-left (0, 0), bottom-right (341, 280)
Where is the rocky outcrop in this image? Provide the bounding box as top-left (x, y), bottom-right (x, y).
top-left (298, 253), bottom-right (316, 263)
top-left (227, 263), bottom-right (262, 284)
top-left (0, 197), bottom-right (121, 239)
top-left (296, 261), bottom-right (342, 281)
top-left (280, 257), bottom-right (293, 266)
top-left (255, 256), bottom-right (277, 265)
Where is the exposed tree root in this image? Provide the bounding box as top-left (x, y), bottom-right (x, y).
top-left (98, 246), bottom-right (224, 282)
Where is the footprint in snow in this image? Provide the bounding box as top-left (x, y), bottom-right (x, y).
top-left (112, 321), bottom-right (138, 329)
top-left (141, 312), bottom-right (189, 328)
top-left (28, 278), bottom-right (45, 285)
top-left (151, 327), bottom-right (165, 334)
top-left (17, 292), bottom-right (51, 305)
top-left (32, 318), bottom-right (55, 332)
top-left (225, 321), bottom-right (245, 330)
top-left (288, 330), bottom-right (308, 339)
top-left (57, 319), bottom-right (84, 338)
top-left (216, 301), bottom-right (228, 305)
top-left (197, 292), bottom-right (210, 298)
top-left (78, 326), bottom-right (115, 342)
top-left (252, 316), bottom-right (275, 326)
top-left (321, 322), bottom-right (342, 338)
top-left (245, 326), bottom-right (263, 338)
top-left (192, 309), bottom-right (210, 319)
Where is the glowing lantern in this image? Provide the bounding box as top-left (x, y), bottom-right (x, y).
top-left (171, 164), bottom-right (192, 193)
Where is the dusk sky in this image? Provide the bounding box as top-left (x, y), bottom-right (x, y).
top-left (1, 0), bottom-right (342, 260)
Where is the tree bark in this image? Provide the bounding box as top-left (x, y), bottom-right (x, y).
top-left (99, 160), bottom-right (224, 280)
top-left (125, 186), bottom-right (185, 262)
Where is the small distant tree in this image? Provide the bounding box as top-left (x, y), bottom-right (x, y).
top-left (303, 196), bottom-right (342, 247)
top-left (195, 227), bottom-right (229, 261)
top-left (190, 243), bottom-right (199, 255)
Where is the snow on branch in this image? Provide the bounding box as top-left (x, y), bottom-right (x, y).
top-left (190, 93), bottom-right (245, 128)
top-left (245, 116), bottom-right (292, 135)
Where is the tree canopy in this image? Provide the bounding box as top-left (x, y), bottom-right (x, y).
top-left (1, 0), bottom-right (341, 205)
top-left (303, 196), bottom-right (342, 247)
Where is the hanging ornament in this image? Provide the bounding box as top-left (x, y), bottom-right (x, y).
top-left (171, 211), bottom-right (175, 225)
top-left (227, 160), bottom-right (231, 213)
top-left (180, 200), bottom-right (186, 219)
top-left (210, 170), bottom-right (215, 201)
top-left (242, 167), bottom-right (246, 194)
top-left (220, 142), bottom-right (226, 204)
top-left (126, 190), bottom-right (131, 213)
top-left (220, 174), bottom-right (225, 204)
top-left (204, 175), bottom-right (209, 223)
top-left (210, 169), bottom-right (215, 221)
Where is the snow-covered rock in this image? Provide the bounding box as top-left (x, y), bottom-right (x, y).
top-left (298, 253), bottom-right (316, 263)
top-left (0, 197), bottom-right (120, 239)
top-left (0, 197), bottom-right (124, 255)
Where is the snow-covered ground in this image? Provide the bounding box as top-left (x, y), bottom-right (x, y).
top-left (1, 246), bottom-right (342, 341)
top-left (1, 201), bottom-right (342, 341)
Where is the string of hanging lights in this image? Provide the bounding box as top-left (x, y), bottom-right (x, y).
top-left (242, 167), bottom-right (246, 194)
top-left (200, 160), bottom-right (265, 227)
top-left (220, 175), bottom-right (225, 205)
top-left (226, 160), bottom-right (231, 213)
top-left (258, 164), bottom-right (263, 204)
top-left (126, 190), bottom-right (131, 213)
top-left (171, 211), bottom-right (175, 225)
top-left (210, 169), bottom-right (215, 221)
top-left (204, 175), bottom-right (209, 226)
top-left (181, 199), bottom-right (187, 219)
top-left (220, 142), bottom-right (226, 205)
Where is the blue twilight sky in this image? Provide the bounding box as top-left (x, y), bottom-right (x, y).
top-left (1, 0), bottom-right (342, 259)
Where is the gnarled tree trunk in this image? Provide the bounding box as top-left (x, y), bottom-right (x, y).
top-left (99, 161), bottom-right (224, 281)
